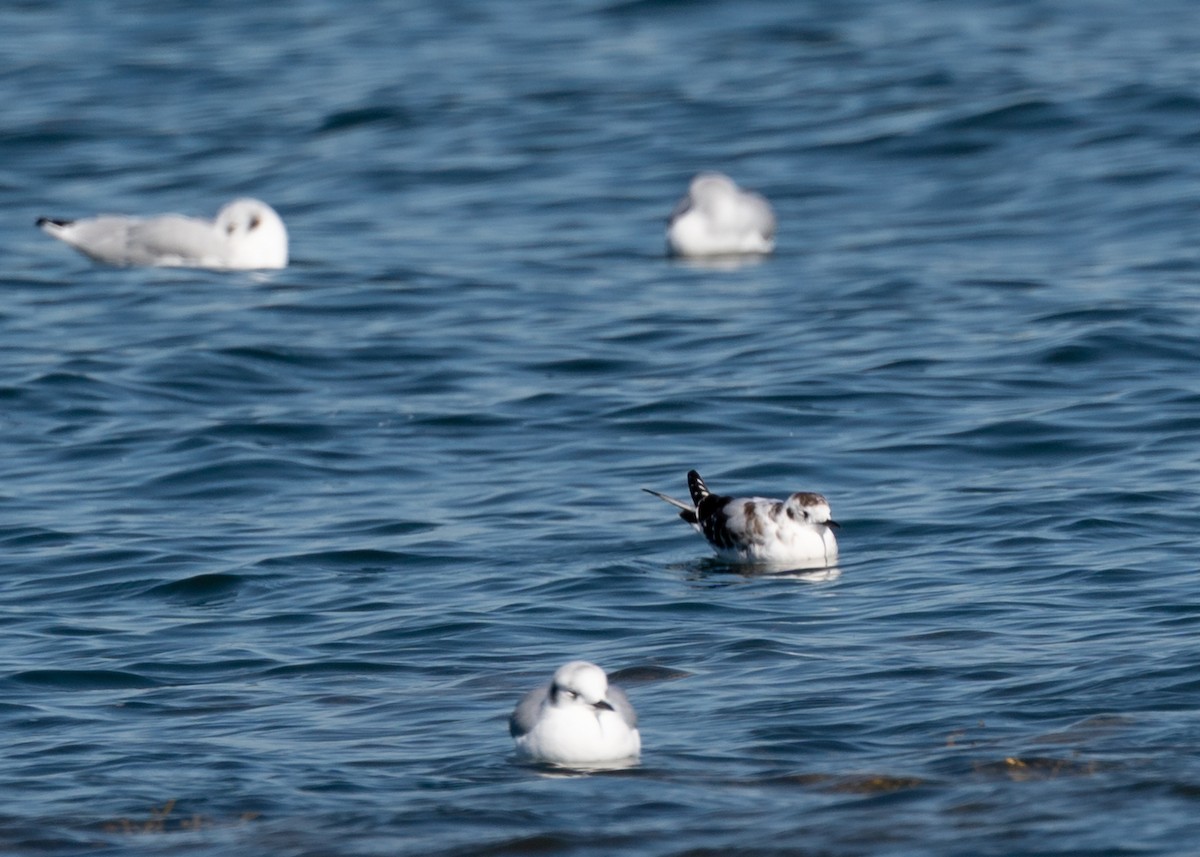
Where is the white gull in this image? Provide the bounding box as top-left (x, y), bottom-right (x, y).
top-left (509, 660), bottom-right (640, 768)
top-left (36, 198), bottom-right (288, 270)
top-left (644, 470), bottom-right (838, 567)
top-left (666, 172), bottom-right (775, 257)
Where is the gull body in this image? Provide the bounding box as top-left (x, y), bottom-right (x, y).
top-left (509, 661), bottom-right (640, 768)
top-left (644, 470), bottom-right (838, 567)
top-left (36, 198), bottom-right (288, 270)
top-left (666, 172), bottom-right (775, 257)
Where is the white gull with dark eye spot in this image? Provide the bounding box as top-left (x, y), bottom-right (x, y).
top-left (644, 470), bottom-right (839, 566)
top-left (35, 198), bottom-right (288, 270)
top-left (666, 172), bottom-right (775, 257)
top-left (509, 661), bottom-right (640, 768)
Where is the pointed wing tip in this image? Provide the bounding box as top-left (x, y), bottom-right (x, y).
top-left (687, 470), bottom-right (711, 505)
top-left (644, 487), bottom-right (697, 518)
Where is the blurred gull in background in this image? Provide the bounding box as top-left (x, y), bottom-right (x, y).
top-left (36, 198), bottom-right (288, 270)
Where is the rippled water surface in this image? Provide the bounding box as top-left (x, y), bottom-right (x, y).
top-left (4, 1), bottom-right (1200, 854)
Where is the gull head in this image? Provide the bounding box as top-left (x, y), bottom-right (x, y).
top-left (215, 198), bottom-right (288, 269)
top-left (670, 172), bottom-right (738, 222)
top-left (687, 172), bottom-right (740, 212)
top-left (785, 492), bottom-right (839, 529)
top-left (548, 661), bottom-right (613, 711)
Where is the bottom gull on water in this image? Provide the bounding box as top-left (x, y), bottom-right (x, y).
top-left (644, 470), bottom-right (839, 567)
top-left (509, 661), bottom-right (640, 768)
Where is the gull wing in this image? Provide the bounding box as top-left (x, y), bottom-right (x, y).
top-left (642, 487), bottom-right (698, 525)
top-left (508, 683), bottom-right (548, 738)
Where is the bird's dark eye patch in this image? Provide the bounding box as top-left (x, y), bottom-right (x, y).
top-left (248, 215), bottom-right (261, 231)
top-left (550, 684), bottom-right (576, 703)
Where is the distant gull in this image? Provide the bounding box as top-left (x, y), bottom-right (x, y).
top-left (510, 660), bottom-right (640, 768)
top-left (644, 470), bottom-right (839, 566)
top-left (666, 172), bottom-right (775, 257)
top-left (36, 198), bottom-right (288, 270)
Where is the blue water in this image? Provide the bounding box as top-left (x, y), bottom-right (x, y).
top-left (4, 0), bottom-right (1200, 854)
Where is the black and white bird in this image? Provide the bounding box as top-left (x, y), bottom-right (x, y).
top-left (509, 661), bottom-right (640, 768)
top-left (36, 198), bottom-right (288, 270)
top-left (644, 470), bottom-right (839, 566)
top-left (666, 172), bottom-right (775, 257)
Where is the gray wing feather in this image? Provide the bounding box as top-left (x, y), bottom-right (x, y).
top-left (508, 684), bottom-right (548, 738)
top-left (607, 684), bottom-right (638, 729)
top-left (747, 193), bottom-right (776, 240)
top-left (642, 487), bottom-right (693, 514)
top-left (125, 215), bottom-right (224, 265)
top-left (47, 214), bottom-right (224, 266)
top-left (642, 488), bottom-right (699, 525)
top-left (43, 216), bottom-right (135, 264)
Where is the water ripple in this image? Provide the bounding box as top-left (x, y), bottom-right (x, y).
top-left (4, 0), bottom-right (1200, 854)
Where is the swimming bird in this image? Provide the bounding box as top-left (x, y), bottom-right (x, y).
top-left (509, 660), bottom-right (640, 768)
top-left (666, 172), bottom-right (775, 257)
top-left (35, 198), bottom-right (288, 270)
top-left (644, 470), bottom-right (839, 566)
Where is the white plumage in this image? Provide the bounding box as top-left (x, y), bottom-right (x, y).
top-left (36, 198), bottom-right (288, 270)
top-left (645, 470), bottom-right (839, 567)
top-left (666, 172), bottom-right (775, 257)
top-left (509, 661), bottom-right (640, 768)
